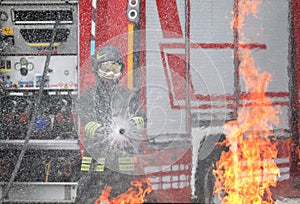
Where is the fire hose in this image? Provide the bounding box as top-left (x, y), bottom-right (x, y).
top-left (0, 16), bottom-right (61, 202)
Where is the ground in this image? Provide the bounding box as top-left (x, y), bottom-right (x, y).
top-left (276, 197), bottom-right (300, 204)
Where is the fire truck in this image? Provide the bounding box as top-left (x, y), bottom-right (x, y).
top-left (0, 0), bottom-right (80, 202)
top-left (0, 0), bottom-right (300, 203)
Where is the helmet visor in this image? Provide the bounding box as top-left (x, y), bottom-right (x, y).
top-left (96, 61), bottom-right (122, 80)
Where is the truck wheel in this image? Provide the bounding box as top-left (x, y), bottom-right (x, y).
top-left (194, 155), bottom-right (217, 203)
top-left (193, 134), bottom-right (227, 203)
top-left (203, 166), bottom-right (222, 204)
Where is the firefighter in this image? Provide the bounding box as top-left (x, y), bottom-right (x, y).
top-left (75, 45), bottom-right (145, 203)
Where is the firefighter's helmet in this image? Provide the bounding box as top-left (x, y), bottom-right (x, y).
top-left (93, 45), bottom-right (124, 80)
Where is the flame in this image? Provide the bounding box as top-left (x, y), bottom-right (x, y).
top-left (95, 178), bottom-right (153, 204)
top-left (296, 147), bottom-right (300, 168)
top-left (230, 0), bottom-right (262, 32)
top-left (213, 0), bottom-right (280, 203)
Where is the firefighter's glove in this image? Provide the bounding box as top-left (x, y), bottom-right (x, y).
top-left (130, 117), bottom-right (145, 130)
top-left (84, 121), bottom-right (101, 137)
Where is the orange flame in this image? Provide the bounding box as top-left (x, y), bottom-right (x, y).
top-left (95, 178), bottom-right (153, 204)
top-left (213, 0), bottom-right (280, 203)
top-left (296, 147), bottom-right (300, 168)
top-left (231, 0), bottom-right (262, 41)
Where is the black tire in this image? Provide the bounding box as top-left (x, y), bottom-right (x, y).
top-left (193, 134), bottom-right (227, 204)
